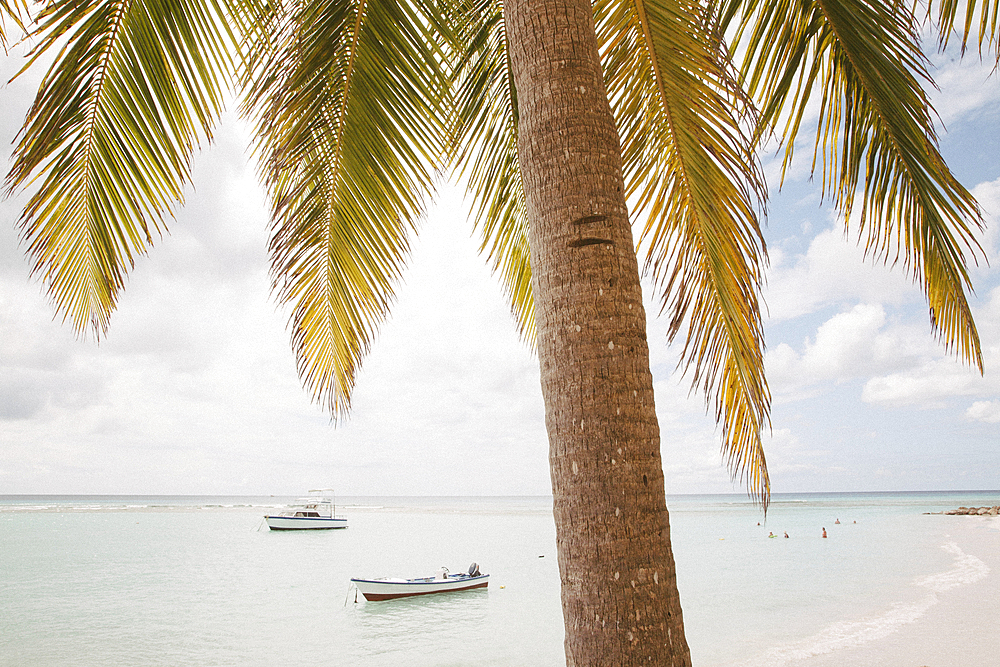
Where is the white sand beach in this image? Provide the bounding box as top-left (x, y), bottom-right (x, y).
top-left (761, 516), bottom-right (1000, 667)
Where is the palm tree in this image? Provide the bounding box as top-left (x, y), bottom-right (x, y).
top-left (3, 0), bottom-right (992, 664)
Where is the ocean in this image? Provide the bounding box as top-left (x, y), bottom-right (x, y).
top-left (1, 492), bottom-right (998, 667)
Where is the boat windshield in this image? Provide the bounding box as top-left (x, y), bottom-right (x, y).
top-left (270, 490), bottom-right (340, 518)
top-left (279, 496), bottom-right (336, 517)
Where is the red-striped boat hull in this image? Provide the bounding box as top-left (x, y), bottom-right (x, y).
top-left (351, 574), bottom-right (489, 601)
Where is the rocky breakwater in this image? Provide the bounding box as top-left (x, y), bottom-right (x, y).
top-left (944, 506), bottom-right (1000, 516)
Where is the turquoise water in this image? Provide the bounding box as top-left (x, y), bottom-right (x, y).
top-left (1, 492), bottom-right (998, 666)
top-left (667, 491), bottom-right (1000, 666)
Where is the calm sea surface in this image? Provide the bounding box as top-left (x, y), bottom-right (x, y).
top-left (1, 492), bottom-right (998, 667)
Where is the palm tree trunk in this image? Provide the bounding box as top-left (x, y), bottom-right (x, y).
top-left (502, 0), bottom-right (692, 665)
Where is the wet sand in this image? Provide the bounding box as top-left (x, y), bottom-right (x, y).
top-left (792, 517), bottom-right (1000, 667)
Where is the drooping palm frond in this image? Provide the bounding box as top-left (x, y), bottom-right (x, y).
top-left (5, 0), bottom-right (234, 335)
top-left (596, 0), bottom-right (771, 503)
top-left (448, 0), bottom-right (534, 343)
top-left (723, 0), bottom-right (985, 372)
top-left (929, 0), bottom-right (1000, 57)
top-left (241, 0), bottom-right (450, 416)
top-left (1, 0), bottom-right (27, 52)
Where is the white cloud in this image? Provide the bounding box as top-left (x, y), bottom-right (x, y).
top-left (3, 35), bottom-right (998, 497)
top-left (928, 51), bottom-right (1000, 126)
top-left (861, 361), bottom-right (984, 407)
top-left (0, 109), bottom-right (551, 495)
top-left (761, 427), bottom-right (838, 478)
top-left (764, 223), bottom-right (921, 321)
top-left (800, 304), bottom-right (888, 376)
top-left (965, 400), bottom-right (1000, 423)
top-left (767, 292), bottom-right (999, 409)
top-left (859, 285), bottom-right (1000, 408)
top-left (765, 303), bottom-right (935, 398)
top-left (971, 176), bottom-right (1000, 267)
top-left (760, 172), bottom-right (1000, 406)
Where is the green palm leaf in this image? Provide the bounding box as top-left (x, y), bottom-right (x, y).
top-left (241, 0), bottom-right (450, 416)
top-left (4, 0), bottom-right (233, 335)
top-left (724, 0), bottom-right (985, 372)
top-left (449, 0), bottom-right (534, 342)
top-left (597, 0), bottom-right (772, 502)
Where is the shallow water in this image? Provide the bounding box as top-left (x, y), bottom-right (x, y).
top-left (1, 492), bottom-right (997, 666)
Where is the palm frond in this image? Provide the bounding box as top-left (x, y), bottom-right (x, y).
top-left (929, 0), bottom-right (1000, 57)
top-left (597, 0), bottom-right (771, 503)
top-left (448, 0), bottom-right (534, 343)
top-left (242, 0), bottom-right (450, 416)
top-left (1, 0), bottom-right (27, 52)
top-left (4, 0), bottom-right (234, 335)
top-left (723, 0), bottom-right (985, 372)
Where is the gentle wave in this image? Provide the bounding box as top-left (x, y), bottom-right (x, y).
top-left (739, 541), bottom-right (989, 667)
top-left (914, 540), bottom-right (990, 592)
top-left (739, 596), bottom-right (938, 667)
top-left (0, 502), bottom-right (284, 513)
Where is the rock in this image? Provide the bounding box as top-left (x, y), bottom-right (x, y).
top-left (943, 505), bottom-right (1000, 515)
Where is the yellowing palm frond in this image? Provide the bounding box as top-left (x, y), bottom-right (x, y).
top-left (597, 0), bottom-right (771, 503)
top-left (930, 0), bottom-right (1000, 57)
top-left (242, 0), bottom-right (450, 416)
top-left (725, 0), bottom-right (985, 372)
top-left (449, 0), bottom-right (534, 343)
top-left (1, 0), bottom-right (27, 51)
top-left (5, 0), bottom-right (234, 335)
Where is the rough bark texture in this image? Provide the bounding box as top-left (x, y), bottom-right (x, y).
top-left (503, 0), bottom-right (692, 665)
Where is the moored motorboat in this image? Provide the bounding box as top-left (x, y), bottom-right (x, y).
top-left (351, 563), bottom-right (488, 601)
top-left (264, 489), bottom-right (347, 530)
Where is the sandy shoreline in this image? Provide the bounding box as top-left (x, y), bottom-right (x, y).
top-left (779, 516), bottom-right (1000, 667)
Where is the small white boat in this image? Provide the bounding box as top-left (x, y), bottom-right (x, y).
top-left (351, 563), bottom-right (488, 601)
top-left (264, 490), bottom-right (347, 530)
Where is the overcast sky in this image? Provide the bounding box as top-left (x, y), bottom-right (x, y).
top-left (2, 36), bottom-right (998, 497)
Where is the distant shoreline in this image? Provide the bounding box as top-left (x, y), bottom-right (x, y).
top-left (2, 489), bottom-right (999, 500)
top-left (926, 505), bottom-right (1000, 516)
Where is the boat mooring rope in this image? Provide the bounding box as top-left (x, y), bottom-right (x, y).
top-left (344, 582), bottom-right (357, 606)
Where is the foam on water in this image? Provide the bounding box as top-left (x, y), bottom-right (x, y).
top-left (3, 492), bottom-right (997, 667)
top-left (736, 540), bottom-right (990, 667)
top-left (738, 596), bottom-right (938, 667)
top-left (914, 540), bottom-right (989, 592)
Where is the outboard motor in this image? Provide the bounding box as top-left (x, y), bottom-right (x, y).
top-left (468, 562), bottom-right (480, 576)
